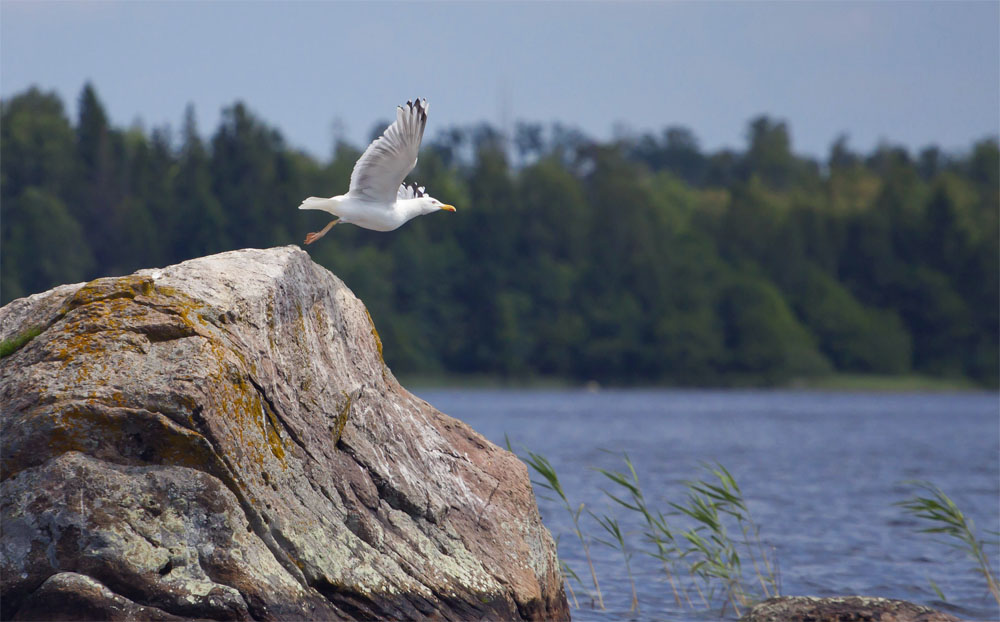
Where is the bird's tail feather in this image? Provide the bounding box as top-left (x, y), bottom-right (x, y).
top-left (298, 197), bottom-right (337, 212)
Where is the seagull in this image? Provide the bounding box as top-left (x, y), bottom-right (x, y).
top-left (299, 98), bottom-right (455, 244)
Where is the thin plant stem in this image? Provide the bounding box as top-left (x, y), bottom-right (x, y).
top-left (560, 560), bottom-right (581, 609)
top-left (573, 504), bottom-right (605, 609)
top-left (740, 520), bottom-right (771, 598)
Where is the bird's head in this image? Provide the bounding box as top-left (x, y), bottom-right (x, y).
top-left (420, 196), bottom-right (456, 215)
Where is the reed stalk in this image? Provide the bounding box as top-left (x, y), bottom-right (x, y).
top-left (559, 557), bottom-right (581, 609)
top-left (521, 449), bottom-right (605, 609)
top-left (591, 512), bottom-right (639, 612)
top-left (516, 443), bottom-right (779, 617)
top-left (896, 481), bottom-right (1000, 607)
top-left (687, 463), bottom-right (777, 599)
top-left (594, 451), bottom-right (685, 606)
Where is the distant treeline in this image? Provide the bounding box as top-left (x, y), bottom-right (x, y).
top-left (2, 84), bottom-right (997, 386)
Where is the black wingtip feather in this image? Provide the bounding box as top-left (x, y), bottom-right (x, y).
top-left (402, 98), bottom-right (427, 117)
top-left (404, 181), bottom-right (428, 198)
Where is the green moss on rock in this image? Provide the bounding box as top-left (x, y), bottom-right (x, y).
top-left (0, 326), bottom-right (42, 358)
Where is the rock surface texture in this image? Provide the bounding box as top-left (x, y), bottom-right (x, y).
top-left (1, 246), bottom-right (568, 621)
top-left (741, 596), bottom-right (961, 622)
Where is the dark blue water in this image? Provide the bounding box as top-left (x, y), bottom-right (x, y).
top-left (415, 389), bottom-right (1000, 621)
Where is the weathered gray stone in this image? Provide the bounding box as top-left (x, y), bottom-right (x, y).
top-left (741, 596), bottom-right (960, 622)
top-left (12, 572), bottom-right (185, 621)
top-left (1, 246), bottom-right (568, 621)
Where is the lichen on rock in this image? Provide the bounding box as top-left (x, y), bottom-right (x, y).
top-left (1, 246), bottom-right (567, 621)
top-left (741, 595), bottom-right (961, 622)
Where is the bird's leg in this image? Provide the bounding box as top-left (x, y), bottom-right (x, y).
top-left (305, 219), bottom-right (338, 245)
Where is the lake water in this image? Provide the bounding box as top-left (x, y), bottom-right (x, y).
top-left (414, 389), bottom-right (1000, 621)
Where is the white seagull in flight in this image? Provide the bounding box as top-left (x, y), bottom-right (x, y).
top-left (300, 98), bottom-right (455, 244)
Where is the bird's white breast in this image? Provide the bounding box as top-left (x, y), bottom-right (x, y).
top-left (338, 197), bottom-right (408, 232)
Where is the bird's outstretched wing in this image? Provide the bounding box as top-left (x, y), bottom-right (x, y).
top-left (349, 99), bottom-right (428, 204)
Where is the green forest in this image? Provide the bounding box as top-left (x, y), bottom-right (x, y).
top-left (2, 84), bottom-right (997, 387)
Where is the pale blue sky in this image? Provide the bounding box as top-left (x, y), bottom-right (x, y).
top-left (2, 1), bottom-right (997, 159)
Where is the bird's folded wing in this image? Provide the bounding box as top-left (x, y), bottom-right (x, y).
top-left (349, 99), bottom-right (428, 204)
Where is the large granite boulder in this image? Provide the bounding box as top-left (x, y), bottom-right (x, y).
top-left (741, 596), bottom-right (960, 622)
top-left (0, 246), bottom-right (568, 621)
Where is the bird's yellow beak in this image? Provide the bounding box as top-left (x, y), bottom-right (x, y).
top-left (440, 204), bottom-right (456, 212)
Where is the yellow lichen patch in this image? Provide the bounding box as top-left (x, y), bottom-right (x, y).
top-left (136, 283), bottom-right (215, 336)
top-left (363, 308), bottom-right (385, 365)
top-left (332, 391), bottom-right (352, 444)
top-left (260, 400), bottom-right (287, 463)
top-left (205, 368), bottom-right (288, 473)
top-left (312, 304), bottom-right (326, 330)
top-left (194, 330), bottom-right (293, 482)
top-left (294, 302), bottom-right (306, 334)
top-left (61, 274), bottom-right (155, 315)
top-left (48, 280), bottom-right (210, 375)
top-left (51, 329), bottom-right (107, 368)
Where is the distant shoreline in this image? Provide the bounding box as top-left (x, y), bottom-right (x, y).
top-left (401, 372), bottom-right (992, 393)
top-left (787, 373), bottom-right (987, 393)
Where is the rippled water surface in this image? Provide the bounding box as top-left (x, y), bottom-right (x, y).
top-left (415, 389), bottom-right (1000, 621)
